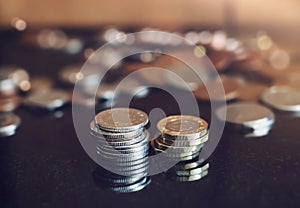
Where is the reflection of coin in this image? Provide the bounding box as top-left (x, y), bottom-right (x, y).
top-left (157, 115), bottom-right (208, 137)
top-left (261, 86), bottom-right (300, 112)
top-left (194, 75), bottom-right (242, 101)
top-left (95, 108), bottom-right (149, 132)
top-left (0, 96), bottom-right (21, 112)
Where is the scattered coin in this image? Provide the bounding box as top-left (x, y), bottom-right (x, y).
top-left (0, 113), bottom-right (21, 137)
top-left (194, 75), bottom-right (243, 101)
top-left (0, 96), bottom-right (21, 112)
top-left (261, 86), bottom-right (300, 112)
top-left (216, 102), bottom-right (275, 137)
top-left (23, 89), bottom-right (69, 110)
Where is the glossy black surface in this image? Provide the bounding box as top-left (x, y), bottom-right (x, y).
top-left (0, 30), bottom-right (299, 208)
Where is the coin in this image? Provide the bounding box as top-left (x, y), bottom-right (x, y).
top-left (0, 65), bottom-right (30, 92)
top-left (193, 75), bottom-right (242, 101)
top-left (0, 96), bottom-right (21, 112)
top-left (95, 108), bottom-right (149, 132)
top-left (0, 113), bottom-right (21, 137)
top-left (157, 115), bottom-right (208, 137)
top-left (261, 86), bottom-right (300, 112)
top-left (23, 89), bottom-right (69, 110)
top-left (170, 170), bottom-right (208, 182)
top-left (171, 163), bottom-right (209, 176)
top-left (216, 102), bottom-right (275, 130)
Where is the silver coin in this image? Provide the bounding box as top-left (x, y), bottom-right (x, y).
top-left (95, 108), bottom-right (149, 132)
top-left (23, 89), bottom-right (69, 110)
top-left (170, 170), bottom-right (208, 182)
top-left (90, 120), bottom-right (143, 138)
top-left (261, 86), bottom-right (300, 112)
top-left (110, 177), bottom-right (151, 193)
top-left (154, 138), bottom-right (204, 153)
top-left (159, 131), bottom-right (209, 147)
top-left (92, 130), bottom-right (148, 147)
top-left (216, 102), bottom-right (275, 130)
top-left (172, 163), bottom-right (209, 176)
top-left (0, 113), bottom-right (21, 137)
top-left (98, 154), bottom-right (149, 167)
top-left (0, 65), bottom-right (30, 93)
top-left (59, 64), bottom-right (103, 87)
top-left (84, 83), bottom-right (119, 100)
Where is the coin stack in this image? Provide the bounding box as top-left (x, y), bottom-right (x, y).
top-left (151, 115), bottom-right (210, 182)
top-left (90, 108), bottom-right (151, 193)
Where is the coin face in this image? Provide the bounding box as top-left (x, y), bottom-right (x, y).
top-left (157, 115), bottom-right (208, 136)
top-left (261, 86), bottom-right (300, 112)
top-left (95, 108), bottom-right (149, 132)
top-left (216, 102), bottom-right (275, 128)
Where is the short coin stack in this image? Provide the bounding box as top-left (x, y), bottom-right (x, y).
top-left (90, 108), bottom-right (151, 193)
top-left (151, 115), bottom-right (210, 182)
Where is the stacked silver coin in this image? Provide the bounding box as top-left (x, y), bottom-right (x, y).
top-left (151, 115), bottom-right (210, 182)
top-left (90, 108), bottom-right (151, 193)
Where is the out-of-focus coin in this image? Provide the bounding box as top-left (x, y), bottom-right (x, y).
top-left (0, 70), bottom-right (18, 97)
top-left (0, 96), bottom-right (21, 112)
top-left (261, 86), bottom-right (300, 112)
top-left (0, 113), bottom-right (21, 137)
top-left (30, 76), bottom-right (54, 91)
top-left (194, 75), bottom-right (243, 101)
top-left (216, 102), bottom-right (275, 130)
top-left (0, 65), bottom-right (30, 92)
top-left (59, 64), bottom-right (103, 88)
top-left (172, 163), bottom-right (209, 176)
top-left (95, 108), bottom-right (149, 132)
top-left (23, 89), bottom-right (69, 110)
top-left (170, 170), bottom-right (208, 182)
top-left (157, 115), bottom-right (208, 137)
top-left (238, 82), bottom-right (267, 101)
top-left (118, 79), bottom-right (149, 98)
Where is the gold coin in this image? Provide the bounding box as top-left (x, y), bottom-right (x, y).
top-left (157, 115), bottom-right (208, 137)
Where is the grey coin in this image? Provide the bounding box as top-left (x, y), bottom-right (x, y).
top-left (59, 64), bottom-right (103, 87)
top-left (170, 170), bottom-right (208, 182)
top-left (0, 65), bottom-right (30, 93)
top-left (90, 120), bottom-right (144, 139)
top-left (110, 177), bottom-right (151, 193)
top-left (173, 163), bottom-right (209, 176)
top-left (159, 132), bottom-right (209, 147)
top-left (95, 108), bottom-right (149, 132)
top-left (0, 113), bottom-right (21, 137)
top-left (154, 138), bottom-right (203, 153)
top-left (0, 72), bottom-right (18, 96)
top-left (216, 102), bottom-right (275, 130)
top-left (84, 83), bottom-right (119, 100)
top-left (24, 89), bottom-right (69, 110)
top-left (261, 86), bottom-right (300, 112)
top-left (98, 155), bottom-right (149, 167)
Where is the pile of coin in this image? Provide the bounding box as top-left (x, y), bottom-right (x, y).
top-left (90, 108), bottom-right (151, 193)
top-left (216, 102), bottom-right (275, 137)
top-left (151, 115), bottom-right (210, 182)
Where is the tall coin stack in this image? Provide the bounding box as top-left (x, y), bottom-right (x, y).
top-left (90, 108), bottom-right (151, 193)
top-left (151, 115), bottom-right (210, 182)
